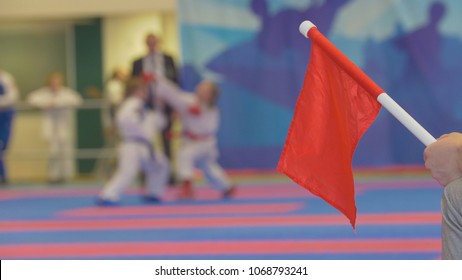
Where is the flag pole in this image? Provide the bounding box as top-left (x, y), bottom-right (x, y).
top-left (299, 21), bottom-right (436, 146)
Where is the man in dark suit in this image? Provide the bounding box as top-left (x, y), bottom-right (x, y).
top-left (132, 34), bottom-right (178, 184)
top-left (132, 34), bottom-right (178, 83)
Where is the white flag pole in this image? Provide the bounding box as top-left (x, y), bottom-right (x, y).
top-left (377, 93), bottom-right (436, 146)
top-left (299, 21), bottom-right (436, 146)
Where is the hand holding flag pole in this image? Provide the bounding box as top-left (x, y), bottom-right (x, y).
top-left (299, 21), bottom-right (436, 146)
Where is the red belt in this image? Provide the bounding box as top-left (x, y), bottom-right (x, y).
top-left (184, 131), bottom-right (212, 141)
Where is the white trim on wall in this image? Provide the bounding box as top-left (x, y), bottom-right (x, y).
top-left (0, 0), bottom-right (177, 20)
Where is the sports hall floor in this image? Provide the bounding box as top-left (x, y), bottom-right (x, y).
top-left (0, 169), bottom-right (442, 259)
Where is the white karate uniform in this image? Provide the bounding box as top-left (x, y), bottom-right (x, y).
top-left (102, 78), bottom-right (125, 130)
top-left (99, 97), bottom-right (169, 201)
top-left (157, 79), bottom-right (231, 191)
top-left (27, 87), bottom-right (82, 181)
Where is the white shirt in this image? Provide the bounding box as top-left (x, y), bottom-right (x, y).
top-left (116, 97), bottom-right (166, 142)
top-left (142, 52), bottom-right (165, 77)
top-left (0, 70), bottom-right (19, 109)
top-left (27, 87), bottom-right (82, 140)
top-left (156, 78), bottom-right (219, 139)
top-left (105, 79), bottom-right (125, 106)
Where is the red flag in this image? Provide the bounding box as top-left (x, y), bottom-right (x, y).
top-left (277, 41), bottom-right (382, 228)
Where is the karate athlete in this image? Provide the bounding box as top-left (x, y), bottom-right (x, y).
top-left (27, 73), bottom-right (82, 184)
top-left (0, 69), bottom-right (19, 186)
top-left (97, 78), bottom-right (169, 205)
top-left (155, 77), bottom-right (236, 199)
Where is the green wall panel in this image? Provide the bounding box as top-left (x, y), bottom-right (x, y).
top-left (0, 29), bottom-right (67, 97)
top-left (74, 18), bottom-right (104, 174)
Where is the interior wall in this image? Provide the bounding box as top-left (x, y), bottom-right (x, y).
top-left (7, 113), bottom-right (48, 182)
top-left (102, 12), bottom-right (180, 78)
top-left (0, 0), bottom-right (176, 19)
top-left (0, 23), bottom-right (68, 97)
top-left (0, 23), bottom-right (69, 181)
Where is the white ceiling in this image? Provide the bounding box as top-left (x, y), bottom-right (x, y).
top-left (0, 0), bottom-right (177, 20)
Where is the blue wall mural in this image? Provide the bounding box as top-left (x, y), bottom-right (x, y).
top-left (179, 0), bottom-right (462, 169)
